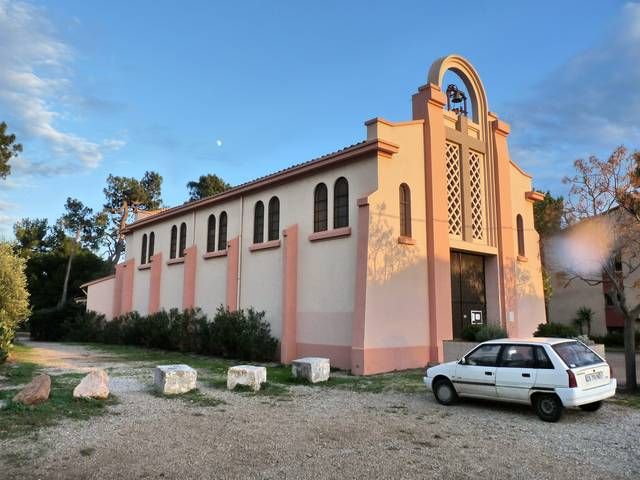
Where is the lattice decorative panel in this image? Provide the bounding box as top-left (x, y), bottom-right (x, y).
top-left (445, 141), bottom-right (462, 237)
top-left (469, 150), bottom-right (484, 241)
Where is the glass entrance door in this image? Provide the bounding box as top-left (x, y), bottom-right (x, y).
top-left (450, 251), bottom-right (487, 338)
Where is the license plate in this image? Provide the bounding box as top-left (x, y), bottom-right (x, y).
top-left (585, 371), bottom-right (604, 382)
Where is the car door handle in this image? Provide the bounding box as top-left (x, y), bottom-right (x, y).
top-left (522, 373), bottom-right (531, 378)
top-left (484, 371), bottom-right (493, 376)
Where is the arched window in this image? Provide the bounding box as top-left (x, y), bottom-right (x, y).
top-left (207, 214), bottom-right (216, 252)
top-left (148, 232), bottom-right (155, 262)
top-left (218, 211), bottom-right (228, 250)
top-left (179, 222), bottom-right (187, 257)
top-left (254, 201), bottom-right (264, 244)
top-left (334, 177), bottom-right (349, 228)
top-left (399, 183), bottom-right (412, 237)
top-left (314, 183), bottom-right (328, 232)
top-left (141, 234), bottom-right (148, 264)
top-left (170, 225), bottom-right (177, 259)
top-left (516, 214), bottom-right (525, 257)
top-left (268, 197), bottom-right (280, 241)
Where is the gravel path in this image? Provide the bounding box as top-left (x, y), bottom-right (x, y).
top-left (1, 340), bottom-right (639, 479)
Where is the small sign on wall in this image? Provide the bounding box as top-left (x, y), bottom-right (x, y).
top-left (470, 310), bottom-right (483, 325)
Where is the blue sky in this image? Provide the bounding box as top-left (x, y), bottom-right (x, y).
top-left (0, 0), bottom-right (637, 238)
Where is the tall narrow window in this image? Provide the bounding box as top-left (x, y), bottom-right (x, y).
top-left (268, 197), bottom-right (280, 241)
top-left (399, 183), bottom-right (412, 237)
top-left (207, 214), bottom-right (216, 252)
top-left (170, 225), bottom-right (177, 259)
top-left (334, 177), bottom-right (349, 228)
top-left (254, 201), bottom-right (264, 244)
top-left (516, 214), bottom-right (525, 257)
top-left (148, 232), bottom-right (155, 262)
top-left (314, 183), bottom-right (328, 232)
top-left (218, 211), bottom-right (227, 250)
top-left (141, 234), bottom-right (148, 264)
top-left (179, 222), bottom-right (187, 257)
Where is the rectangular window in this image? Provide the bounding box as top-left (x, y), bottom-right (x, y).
top-left (552, 341), bottom-right (603, 368)
top-left (465, 344), bottom-right (502, 367)
top-left (499, 344), bottom-right (536, 368)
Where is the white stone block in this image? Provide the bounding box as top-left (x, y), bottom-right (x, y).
top-left (154, 364), bottom-right (197, 395)
top-left (227, 365), bottom-right (267, 391)
top-left (291, 357), bottom-right (330, 383)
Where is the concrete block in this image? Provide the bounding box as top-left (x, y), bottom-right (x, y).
top-left (154, 364), bottom-right (197, 395)
top-left (227, 365), bottom-right (266, 391)
top-left (292, 357), bottom-right (330, 383)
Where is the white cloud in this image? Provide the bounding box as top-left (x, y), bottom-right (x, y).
top-left (505, 2), bottom-right (640, 189)
top-left (0, 0), bottom-right (125, 173)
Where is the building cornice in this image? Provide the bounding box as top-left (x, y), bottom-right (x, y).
top-left (122, 138), bottom-right (399, 234)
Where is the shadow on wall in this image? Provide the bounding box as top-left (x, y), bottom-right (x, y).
top-left (368, 203), bottom-right (420, 285)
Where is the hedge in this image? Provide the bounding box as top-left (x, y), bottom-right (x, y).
top-left (30, 305), bottom-right (279, 362)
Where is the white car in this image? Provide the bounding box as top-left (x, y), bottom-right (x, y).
top-left (423, 338), bottom-right (616, 422)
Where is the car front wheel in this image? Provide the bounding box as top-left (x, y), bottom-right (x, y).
top-left (579, 401), bottom-right (603, 412)
top-left (533, 394), bottom-right (563, 422)
top-left (433, 379), bottom-right (458, 406)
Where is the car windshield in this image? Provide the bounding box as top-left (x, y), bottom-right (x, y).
top-left (552, 341), bottom-right (602, 368)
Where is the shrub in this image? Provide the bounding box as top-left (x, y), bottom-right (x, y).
top-left (533, 322), bottom-right (579, 338)
top-left (573, 306), bottom-right (594, 336)
top-left (460, 324), bottom-right (507, 342)
top-left (0, 243), bottom-right (30, 362)
top-left (30, 303), bottom-right (279, 362)
top-left (29, 302), bottom-right (86, 341)
top-left (461, 324), bottom-right (481, 342)
top-left (475, 324), bottom-right (508, 342)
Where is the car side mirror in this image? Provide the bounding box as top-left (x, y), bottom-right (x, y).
top-left (458, 357), bottom-right (466, 365)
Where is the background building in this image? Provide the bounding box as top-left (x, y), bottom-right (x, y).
top-left (84, 55), bottom-right (546, 374)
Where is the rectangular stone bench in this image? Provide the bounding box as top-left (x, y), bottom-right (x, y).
top-left (227, 365), bottom-right (267, 391)
top-left (291, 357), bottom-right (330, 383)
top-left (154, 365), bottom-right (197, 395)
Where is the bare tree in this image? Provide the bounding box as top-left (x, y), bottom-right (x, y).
top-left (558, 146), bottom-right (639, 391)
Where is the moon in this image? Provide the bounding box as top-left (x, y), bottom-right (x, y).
top-left (216, 139), bottom-right (223, 147)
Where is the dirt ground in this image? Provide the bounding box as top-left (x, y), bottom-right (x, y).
top-left (1, 339), bottom-right (639, 480)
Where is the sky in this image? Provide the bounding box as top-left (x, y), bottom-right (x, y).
top-left (0, 0), bottom-right (638, 239)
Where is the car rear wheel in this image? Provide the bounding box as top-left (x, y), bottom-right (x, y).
top-left (533, 394), bottom-right (563, 422)
top-left (579, 401), bottom-right (603, 412)
top-left (433, 379), bottom-right (458, 406)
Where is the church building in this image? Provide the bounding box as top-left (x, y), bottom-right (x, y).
top-left (83, 55), bottom-right (546, 375)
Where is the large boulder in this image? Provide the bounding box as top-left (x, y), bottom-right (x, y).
top-left (292, 357), bottom-right (330, 383)
top-left (154, 365), bottom-right (197, 395)
top-left (227, 365), bottom-right (267, 391)
top-left (73, 369), bottom-right (110, 399)
top-left (13, 373), bottom-right (51, 405)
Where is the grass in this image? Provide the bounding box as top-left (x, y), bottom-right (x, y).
top-left (612, 393), bottom-right (640, 409)
top-left (80, 342), bottom-right (425, 396)
top-left (0, 346), bottom-right (119, 440)
top-left (0, 372), bottom-right (118, 440)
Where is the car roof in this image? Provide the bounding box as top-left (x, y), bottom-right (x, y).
top-left (481, 337), bottom-right (574, 346)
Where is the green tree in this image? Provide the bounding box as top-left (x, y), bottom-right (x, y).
top-left (186, 174), bottom-right (231, 201)
top-left (13, 218), bottom-right (51, 258)
top-left (58, 198), bottom-right (106, 307)
top-left (0, 242), bottom-right (30, 362)
top-left (0, 121), bottom-right (22, 179)
top-left (533, 191), bottom-right (565, 320)
top-left (103, 171), bottom-right (163, 266)
top-left (573, 306), bottom-right (594, 336)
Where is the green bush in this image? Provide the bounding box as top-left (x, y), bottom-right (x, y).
top-left (591, 331), bottom-right (640, 348)
top-left (30, 304), bottom-right (279, 362)
top-left (29, 302), bottom-right (86, 341)
top-left (533, 322), bottom-right (579, 338)
top-left (0, 243), bottom-right (30, 362)
top-left (461, 325), bottom-right (481, 341)
top-left (460, 324), bottom-right (507, 342)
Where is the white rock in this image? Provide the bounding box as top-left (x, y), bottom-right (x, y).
top-left (154, 365), bottom-right (197, 395)
top-left (73, 369), bottom-right (110, 399)
top-left (291, 357), bottom-right (330, 383)
top-left (227, 365), bottom-right (267, 391)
